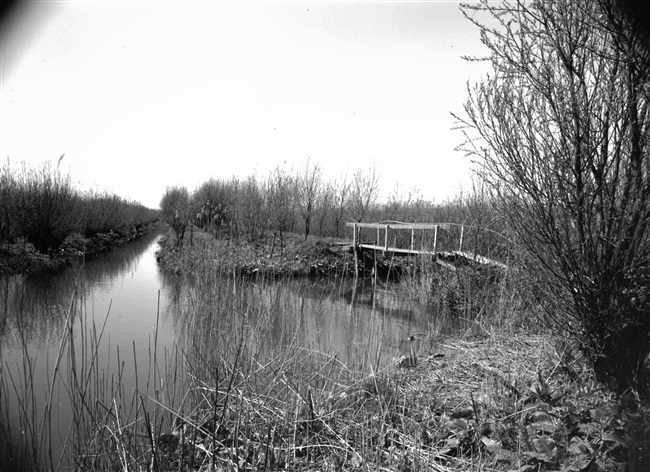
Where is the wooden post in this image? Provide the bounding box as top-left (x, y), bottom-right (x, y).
top-left (410, 228), bottom-right (414, 251)
top-left (459, 226), bottom-right (464, 252)
top-left (385, 225), bottom-right (389, 252)
top-left (433, 225), bottom-right (438, 253)
top-left (353, 223), bottom-right (359, 276)
top-left (373, 248), bottom-right (377, 286)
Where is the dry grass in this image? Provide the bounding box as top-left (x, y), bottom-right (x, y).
top-left (157, 228), bottom-right (353, 278)
top-left (4, 228), bottom-right (649, 471)
top-left (118, 330), bottom-right (649, 472)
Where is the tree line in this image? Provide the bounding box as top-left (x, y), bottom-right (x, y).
top-left (0, 160), bottom-right (159, 255)
top-left (159, 160), bottom-right (507, 254)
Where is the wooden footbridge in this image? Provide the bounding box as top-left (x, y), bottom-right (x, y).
top-left (346, 221), bottom-right (508, 273)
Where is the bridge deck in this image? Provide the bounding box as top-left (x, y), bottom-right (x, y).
top-left (345, 221), bottom-right (508, 271)
top-left (356, 244), bottom-right (507, 270)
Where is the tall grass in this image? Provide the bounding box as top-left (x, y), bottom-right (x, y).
top-left (1, 223), bottom-right (530, 471)
top-left (144, 250), bottom-right (455, 470)
top-left (0, 263), bottom-right (181, 470)
top-left (0, 234), bottom-right (427, 470)
top-left (395, 221), bottom-right (535, 334)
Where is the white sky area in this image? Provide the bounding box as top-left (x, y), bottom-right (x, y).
top-left (1, 1), bottom-right (492, 209)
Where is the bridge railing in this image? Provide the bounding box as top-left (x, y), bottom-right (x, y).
top-left (346, 221), bottom-right (511, 263)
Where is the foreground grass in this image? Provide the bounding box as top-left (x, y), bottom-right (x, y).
top-left (149, 229), bottom-right (650, 471)
top-left (87, 331), bottom-right (644, 472)
top-left (3, 228), bottom-right (649, 470)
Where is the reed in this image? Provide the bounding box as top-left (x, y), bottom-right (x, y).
top-left (1, 235), bottom-right (407, 470)
top-left (5, 227), bottom-right (642, 472)
top-left (0, 263), bottom-right (180, 470)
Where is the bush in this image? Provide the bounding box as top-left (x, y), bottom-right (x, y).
top-left (456, 0), bottom-right (650, 390)
top-left (0, 162), bottom-right (19, 245)
top-left (0, 160), bottom-right (159, 256)
top-left (160, 186), bottom-right (191, 247)
top-left (14, 162), bottom-right (82, 254)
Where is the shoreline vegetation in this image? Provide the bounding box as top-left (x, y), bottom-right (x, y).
top-left (0, 159), bottom-right (160, 275)
top-left (149, 226), bottom-right (650, 471)
top-left (0, 220), bottom-right (160, 274)
top-left (1, 158), bottom-right (648, 469)
top-left (155, 228), bottom-right (355, 278)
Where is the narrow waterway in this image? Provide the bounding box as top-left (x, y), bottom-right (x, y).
top-left (0, 231), bottom-right (172, 470)
top-left (0, 232), bottom-right (452, 470)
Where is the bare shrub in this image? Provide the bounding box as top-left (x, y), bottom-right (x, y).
top-left (14, 161), bottom-right (81, 254)
top-left (295, 158), bottom-right (322, 239)
top-left (456, 0), bottom-right (650, 390)
top-left (160, 186), bottom-right (191, 247)
top-left (0, 161), bottom-right (19, 246)
top-left (349, 163), bottom-right (380, 223)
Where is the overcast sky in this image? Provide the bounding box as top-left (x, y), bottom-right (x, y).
top-left (1, 1), bottom-right (491, 209)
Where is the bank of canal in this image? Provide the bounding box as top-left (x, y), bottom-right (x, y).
top-left (0, 226), bottom-right (646, 471)
top-left (1, 227), bottom-right (442, 470)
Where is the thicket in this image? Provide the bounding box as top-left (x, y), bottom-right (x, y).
top-left (455, 0), bottom-right (650, 391)
top-left (0, 160), bottom-right (159, 255)
top-left (160, 161), bottom-right (509, 252)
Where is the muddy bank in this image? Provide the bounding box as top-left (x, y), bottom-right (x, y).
top-left (0, 222), bottom-right (160, 275)
top-left (155, 228), bottom-right (437, 279)
top-left (156, 228), bottom-right (355, 277)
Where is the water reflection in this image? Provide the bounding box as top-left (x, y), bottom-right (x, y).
top-left (0, 231), bottom-right (163, 346)
top-left (162, 270), bottom-right (452, 376)
top-left (0, 230), bottom-right (167, 470)
top-left (0, 230), bottom-right (466, 470)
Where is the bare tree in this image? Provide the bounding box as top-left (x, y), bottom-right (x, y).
top-left (329, 173), bottom-right (351, 237)
top-left (160, 186), bottom-right (191, 247)
top-left (266, 165), bottom-right (295, 258)
top-left (349, 163), bottom-right (380, 223)
top-left (236, 175), bottom-right (265, 242)
top-left (295, 158), bottom-right (322, 239)
top-left (456, 0), bottom-right (650, 389)
top-left (384, 183), bottom-right (406, 222)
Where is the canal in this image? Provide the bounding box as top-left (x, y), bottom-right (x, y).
top-left (0, 230), bottom-right (449, 470)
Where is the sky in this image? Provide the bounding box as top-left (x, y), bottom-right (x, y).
top-left (0, 1), bottom-right (492, 210)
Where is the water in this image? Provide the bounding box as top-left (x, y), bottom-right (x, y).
top-left (0, 231), bottom-right (171, 469)
top-left (0, 232), bottom-right (451, 469)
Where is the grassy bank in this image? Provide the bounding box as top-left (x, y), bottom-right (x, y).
top-left (2, 226), bottom-right (649, 470)
top-left (0, 221), bottom-right (160, 275)
top-left (120, 332), bottom-right (650, 471)
top-left (149, 228), bottom-right (650, 471)
top-left (156, 228), bottom-right (354, 278)
top-left (0, 160), bottom-right (160, 274)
